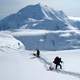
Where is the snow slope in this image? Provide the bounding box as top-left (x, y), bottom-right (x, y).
top-left (0, 28), bottom-right (80, 80)
top-left (0, 47), bottom-right (80, 80)
top-left (0, 32), bottom-right (25, 49)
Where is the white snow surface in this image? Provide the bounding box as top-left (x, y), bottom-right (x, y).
top-left (69, 16), bottom-right (80, 21)
top-left (0, 32), bottom-right (25, 49)
top-left (0, 30), bottom-right (80, 80)
top-left (0, 47), bottom-right (80, 80)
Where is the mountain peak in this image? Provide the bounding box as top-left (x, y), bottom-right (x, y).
top-left (17, 3), bottom-right (45, 20)
top-left (0, 3), bottom-right (77, 30)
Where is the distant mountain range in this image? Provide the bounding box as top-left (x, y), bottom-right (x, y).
top-left (0, 3), bottom-right (79, 30)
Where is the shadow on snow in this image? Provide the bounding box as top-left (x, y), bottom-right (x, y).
top-left (38, 56), bottom-right (80, 78)
top-left (53, 69), bottom-right (80, 78)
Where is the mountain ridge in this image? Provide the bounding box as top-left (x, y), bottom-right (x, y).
top-left (0, 3), bottom-right (77, 30)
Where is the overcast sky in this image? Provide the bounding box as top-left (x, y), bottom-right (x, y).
top-left (0, 0), bottom-right (80, 20)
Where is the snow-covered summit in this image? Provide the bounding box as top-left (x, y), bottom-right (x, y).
top-left (17, 3), bottom-right (46, 20)
top-left (0, 3), bottom-right (76, 30)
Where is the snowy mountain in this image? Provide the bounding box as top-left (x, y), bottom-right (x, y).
top-left (2, 29), bottom-right (80, 51)
top-left (68, 16), bottom-right (80, 29)
top-left (0, 3), bottom-right (80, 50)
top-left (0, 3), bottom-right (77, 30)
top-left (0, 3), bottom-right (80, 80)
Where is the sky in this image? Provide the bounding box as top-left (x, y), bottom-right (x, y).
top-left (0, 0), bottom-right (80, 20)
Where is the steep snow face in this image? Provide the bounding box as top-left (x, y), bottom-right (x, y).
top-left (0, 32), bottom-right (25, 49)
top-left (0, 4), bottom-right (76, 30)
top-left (17, 3), bottom-right (45, 20)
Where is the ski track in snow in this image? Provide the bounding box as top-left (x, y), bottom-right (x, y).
top-left (0, 47), bottom-right (80, 80)
top-left (35, 55), bottom-right (80, 79)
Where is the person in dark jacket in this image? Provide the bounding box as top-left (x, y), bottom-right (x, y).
top-left (33, 49), bottom-right (40, 58)
top-left (36, 49), bottom-right (40, 57)
top-left (53, 56), bottom-right (63, 69)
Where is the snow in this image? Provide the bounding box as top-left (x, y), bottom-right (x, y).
top-left (0, 4), bottom-right (77, 30)
top-left (68, 16), bottom-right (80, 29)
top-left (69, 16), bottom-right (80, 21)
top-left (0, 32), bottom-right (25, 49)
top-left (0, 47), bottom-right (80, 80)
top-left (10, 29), bottom-right (48, 36)
top-left (60, 33), bottom-right (71, 37)
top-left (0, 3), bottom-right (80, 80)
top-left (0, 29), bottom-right (80, 80)
top-left (3, 29), bottom-right (80, 50)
